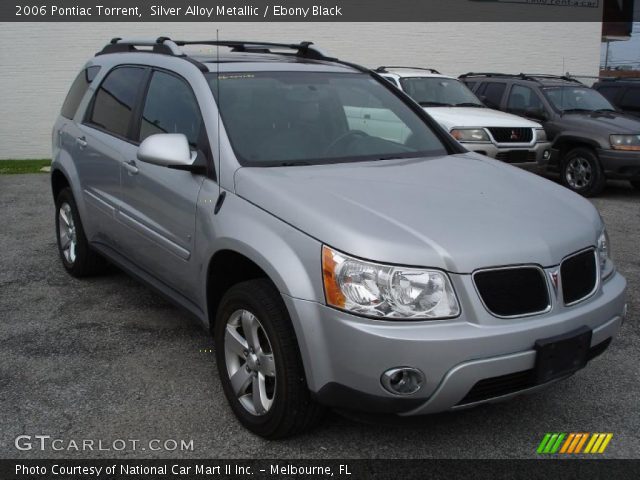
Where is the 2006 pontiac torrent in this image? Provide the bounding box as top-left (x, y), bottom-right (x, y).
top-left (51, 38), bottom-right (628, 438)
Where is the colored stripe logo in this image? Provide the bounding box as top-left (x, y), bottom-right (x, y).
top-left (537, 433), bottom-right (613, 454)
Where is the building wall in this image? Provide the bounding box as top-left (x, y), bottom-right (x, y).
top-left (0, 22), bottom-right (603, 158)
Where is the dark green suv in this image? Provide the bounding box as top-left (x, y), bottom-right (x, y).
top-left (460, 73), bottom-right (640, 197)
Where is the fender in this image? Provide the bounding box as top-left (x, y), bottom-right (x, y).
top-left (195, 180), bottom-right (324, 326)
top-left (551, 133), bottom-right (604, 152)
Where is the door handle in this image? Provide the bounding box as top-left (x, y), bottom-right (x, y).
top-left (76, 136), bottom-right (87, 148)
top-left (123, 159), bottom-right (139, 175)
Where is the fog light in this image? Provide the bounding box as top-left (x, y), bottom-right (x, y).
top-left (543, 150), bottom-right (551, 160)
top-left (381, 367), bottom-right (424, 395)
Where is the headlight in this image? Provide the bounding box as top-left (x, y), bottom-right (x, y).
top-left (597, 228), bottom-right (614, 281)
top-left (610, 134), bottom-right (640, 151)
top-left (322, 246), bottom-right (460, 319)
top-left (535, 128), bottom-right (547, 142)
top-left (450, 128), bottom-right (490, 143)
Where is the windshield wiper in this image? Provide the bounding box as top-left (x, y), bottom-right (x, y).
top-left (418, 101), bottom-right (453, 107)
top-left (454, 102), bottom-right (485, 108)
top-left (561, 108), bottom-right (592, 113)
top-left (593, 108), bottom-right (616, 113)
top-left (277, 161), bottom-right (310, 167)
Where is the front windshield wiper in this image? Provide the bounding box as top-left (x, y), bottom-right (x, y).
top-left (593, 108), bottom-right (616, 113)
top-left (561, 108), bottom-right (592, 113)
top-left (454, 102), bottom-right (485, 108)
top-left (418, 101), bottom-right (453, 107)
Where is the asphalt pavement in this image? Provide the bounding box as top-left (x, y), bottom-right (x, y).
top-left (0, 173), bottom-right (638, 459)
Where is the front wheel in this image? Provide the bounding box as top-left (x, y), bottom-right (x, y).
top-left (560, 147), bottom-right (606, 197)
top-left (214, 279), bottom-right (324, 438)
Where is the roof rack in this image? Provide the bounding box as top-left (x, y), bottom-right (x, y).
top-left (375, 66), bottom-right (441, 74)
top-left (96, 37), bottom-right (332, 61)
top-left (459, 72), bottom-right (582, 84)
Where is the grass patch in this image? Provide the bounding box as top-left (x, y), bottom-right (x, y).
top-left (0, 159), bottom-right (51, 174)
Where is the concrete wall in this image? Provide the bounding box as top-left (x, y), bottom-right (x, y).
top-left (0, 22), bottom-right (603, 158)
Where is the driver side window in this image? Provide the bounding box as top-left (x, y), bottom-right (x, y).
top-left (507, 85), bottom-right (545, 115)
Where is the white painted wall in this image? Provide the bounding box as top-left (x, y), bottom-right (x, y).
top-left (0, 22), bottom-right (603, 158)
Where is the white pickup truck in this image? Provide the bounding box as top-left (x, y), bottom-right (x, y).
top-left (374, 67), bottom-right (551, 164)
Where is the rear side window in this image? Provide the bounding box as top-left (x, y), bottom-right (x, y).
top-left (88, 66), bottom-right (146, 139)
top-left (620, 87), bottom-right (640, 110)
top-left (481, 82), bottom-right (506, 108)
top-left (139, 71), bottom-right (203, 146)
top-left (595, 85), bottom-right (620, 102)
top-left (60, 66), bottom-right (101, 120)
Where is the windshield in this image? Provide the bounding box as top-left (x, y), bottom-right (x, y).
top-left (207, 72), bottom-right (448, 167)
top-left (399, 77), bottom-right (484, 107)
top-left (542, 86), bottom-right (615, 112)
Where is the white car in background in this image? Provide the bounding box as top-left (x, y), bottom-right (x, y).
top-left (376, 67), bottom-right (551, 164)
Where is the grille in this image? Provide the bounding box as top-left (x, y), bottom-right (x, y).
top-left (495, 150), bottom-right (537, 163)
top-left (456, 340), bottom-right (612, 406)
top-left (561, 250), bottom-right (597, 305)
top-left (488, 127), bottom-right (533, 143)
top-left (474, 267), bottom-right (550, 317)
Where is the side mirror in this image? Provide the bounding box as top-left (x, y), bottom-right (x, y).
top-left (137, 133), bottom-right (193, 168)
top-left (524, 107), bottom-right (548, 122)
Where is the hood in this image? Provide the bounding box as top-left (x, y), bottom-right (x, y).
top-left (560, 111), bottom-right (640, 134)
top-left (424, 107), bottom-right (541, 130)
top-left (235, 154), bottom-right (601, 273)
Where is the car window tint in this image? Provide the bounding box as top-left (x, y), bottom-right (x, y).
top-left (507, 85), bottom-right (544, 113)
top-left (61, 66), bottom-right (101, 120)
top-left (465, 81), bottom-right (477, 91)
top-left (140, 71), bottom-right (203, 146)
top-left (482, 82), bottom-right (506, 108)
top-left (88, 67), bottom-right (146, 138)
top-left (620, 87), bottom-right (640, 109)
top-left (595, 85), bottom-right (620, 102)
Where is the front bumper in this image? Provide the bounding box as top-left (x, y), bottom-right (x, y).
top-left (283, 271), bottom-right (626, 415)
top-left (597, 148), bottom-right (640, 180)
top-left (464, 141), bottom-right (551, 165)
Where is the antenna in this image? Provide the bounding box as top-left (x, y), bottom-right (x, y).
top-left (213, 28), bottom-right (226, 214)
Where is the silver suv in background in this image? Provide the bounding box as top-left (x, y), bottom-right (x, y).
top-left (376, 67), bottom-right (551, 164)
top-left (52, 38), bottom-right (627, 438)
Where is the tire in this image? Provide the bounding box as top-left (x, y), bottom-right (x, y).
top-left (560, 147), bottom-right (606, 197)
top-left (55, 187), bottom-right (106, 277)
top-left (214, 279), bottom-right (324, 438)
top-left (630, 180), bottom-right (640, 191)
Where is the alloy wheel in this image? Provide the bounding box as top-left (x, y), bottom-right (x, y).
top-left (58, 202), bottom-right (77, 264)
top-left (565, 157), bottom-right (593, 189)
top-left (224, 309), bottom-right (276, 416)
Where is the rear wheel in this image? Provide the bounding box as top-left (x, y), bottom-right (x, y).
top-left (214, 279), bottom-right (324, 438)
top-left (560, 147), bottom-right (606, 197)
top-left (55, 188), bottom-right (106, 277)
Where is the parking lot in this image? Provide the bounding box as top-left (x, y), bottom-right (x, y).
top-left (0, 173), bottom-right (638, 459)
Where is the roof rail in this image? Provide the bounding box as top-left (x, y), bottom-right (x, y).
top-left (96, 37), bottom-right (333, 63)
top-left (375, 66), bottom-right (441, 74)
top-left (96, 37), bottom-right (184, 56)
top-left (460, 72), bottom-right (583, 84)
top-left (173, 40), bottom-right (332, 60)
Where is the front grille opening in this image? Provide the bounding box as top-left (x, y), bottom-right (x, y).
top-left (495, 150), bottom-right (536, 163)
top-left (456, 339), bottom-right (612, 406)
top-left (561, 250), bottom-right (597, 305)
top-left (474, 267), bottom-right (550, 317)
top-left (488, 127), bottom-right (533, 143)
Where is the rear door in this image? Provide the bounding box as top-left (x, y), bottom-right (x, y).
top-left (77, 66), bottom-right (149, 247)
top-left (117, 69), bottom-right (208, 299)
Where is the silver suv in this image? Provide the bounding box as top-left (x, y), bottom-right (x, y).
top-left (52, 38), bottom-right (627, 438)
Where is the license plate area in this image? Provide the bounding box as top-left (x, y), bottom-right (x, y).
top-left (535, 326), bottom-right (592, 383)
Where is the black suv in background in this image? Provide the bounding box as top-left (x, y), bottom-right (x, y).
top-left (593, 78), bottom-right (640, 119)
top-left (460, 73), bottom-right (640, 196)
